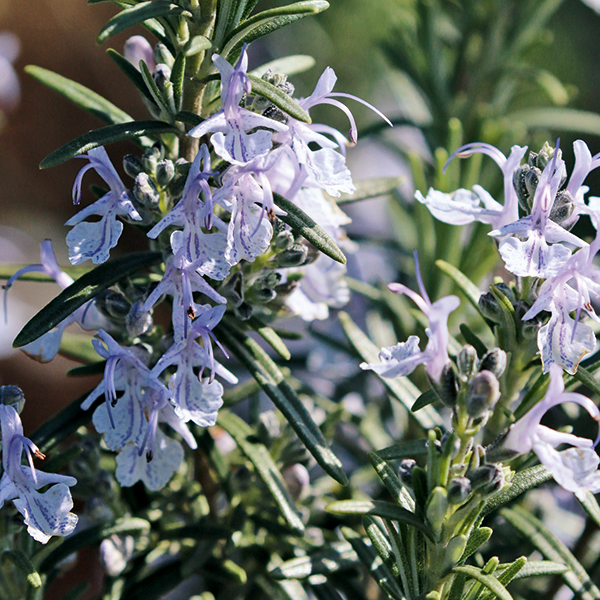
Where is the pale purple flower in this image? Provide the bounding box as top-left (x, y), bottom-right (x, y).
top-left (360, 253), bottom-right (460, 382)
top-left (504, 364), bottom-right (600, 500)
top-left (491, 142), bottom-right (586, 278)
top-left (0, 32), bottom-right (20, 116)
top-left (189, 46), bottom-right (287, 165)
top-left (4, 240), bottom-right (108, 362)
top-left (416, 144), bottom-right (528, 229)
top-left (0, 404), bottom-right (77, 543)
top-left (273, 67), bottom-right (391, 197)
top-left (141, 253), bottom-right (226, 342)
top-left (152, 305), bottom-right (237, 426)
top-left (522, 232), bottom-right (600, 374)
top-left (66, 147), bottom-right (141, 265)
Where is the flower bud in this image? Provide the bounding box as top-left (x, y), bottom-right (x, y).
top-left (524, 165), bottom-right (541, 199)
top-left (550, 190), bottom-right (575, 225)
top-left (478, 348), bottom-right (507, 379)
top-left (142, 147), bottom-right (161, 174)
top-left (122, 154), bottom-right (144, 179)
top-left (97, 290), bottom-right (131, 320)
top-left (134, 173), bottom-right (160, 209)
top-left (254, 272), bottom-right (283, 289)
top-left (234, 302), bottom-right (253, 320)
top-left (0, 386), bottom-right (25, 413)
top-left (175, 158), bottom-right (190, 176)
top-left (126, 301), bottom-right (153, 337)
top-left (398, 459), bottom-right (417, 486)
top-left (274, 229), bottom-right (295, 251)
top-left (478, 292), bottom-right (502, 322)
top-left (513, 163), bottom-right (534, 212)
top-left (494, 283), bottom-right (516, 305)
top-left (447, 477), bottom-right (471, 504)
top-left (251, 286), bottom-right (277, 304)
top-left (282, 464), bottom-right (310, 501)
top-left (274, 243), bottom-right (308, 267)
top-left (466, 370), bottom-right (500, 418)
top-left (458, 345), bottom-right (479, 379)
top-left (153, 64), bottom-right (172, 95)
top-left (469, 464), bottom-right (503, 493)
top-left (155, 159), bottom-right (175, 187)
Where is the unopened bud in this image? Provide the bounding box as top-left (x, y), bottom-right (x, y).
top-left (447, 477), bottom-right (472, 504)
top-left (550, 190), bottom-right (575, 225)
top-left (495, 283), bottom-right (516, 305)
top-left (458, 345), bottom-right (479, 379)
top-left (430, 363), bottom-right (458, 407)
top-left (478, 292), bottom-right (502, 322)
top-left (469, 464), bottom-right (503, 492)
top-left (274, 229), bottom-right (295, 250)
top-left (254, 272), bottom-right (283, 289)
top-left (466, 370), bottom-right (500, 418)
top-left (234, 302), bottom-right (253, 320)
top-left (275, 243), bottom-right (308, 267)
top-left (513, 163), bottom-right (535, 212)
top-left (252, 287), bottom-right (277, 303)
top-left (282, 464), bottom-right (310, 501)
top-left (122, 155), bottom-right (144, 179)
top-left (155, 159), bottom-right (175, 187)
top-left (97, 290), bottom-right (131, 320)
top-left (479, 348), bottom-right (507, 379)
top-left (126, 301), bottom-right (153, 337)
top-left (153, 64), bottom-right (171, 94)
top-left (175, 158), bottom-right (190, 175)
top-left (524, 165), bottom-right (541, 199)
top-left (141, 147), bottom-right (161, 174)
top-left (0, 386), bottom-right (25, 413)
top-left (134, 173), bottom-right (160, 209)
top-left (398, 459), bottom-right (417, 487)
top-left (521, 315), bottom-right (541, 339)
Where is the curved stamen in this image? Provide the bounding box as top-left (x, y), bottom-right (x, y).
top-left (443, 143), bottom-right (507, 173)
top-left (3, 264), bottom-right (45, 324)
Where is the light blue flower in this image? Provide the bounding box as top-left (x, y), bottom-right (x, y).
top-left (361, 253), bottom-right (459, 383)
top-left (0, 404), bottom-right (77, 543)
top-left (4, 240), bottom-right (108, 362)
top-left (66, 147), bottom-right (141, 264)
top-left (189, 46), bottom-right (287, 165)
top-left (504, 364), bottom-right (600, 500)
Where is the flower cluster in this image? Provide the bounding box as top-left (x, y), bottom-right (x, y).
top-left (5, 42), bottom-right (389, 504)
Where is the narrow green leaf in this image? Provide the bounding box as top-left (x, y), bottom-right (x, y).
top-left (337, 177), bottom-right (404, 205)
top-left (326, 500), bottom-right (434, 540)
top-left (270, 542), bottom-right (356, 579)
top-left (38, 518), bottom-right (151, 572)
top-left (107, 48), bottom-right (156, 105)
top-left (14, 252), bottom-right (161, 347)
top-left (502, 506), bottom-right (600, 600)
top-left (222, 1), bottom-right (330, 57)
top-left (273, 193), bottom-right (346, 264)
top-left (452, 565), bottom-right (513, 600)
top-left (2, 550), bottom-right (42, 588)
top-left (250, 55), bottom-right (316, 78)
top-left (338, 311), bottom-right (443, 429)
top-left (218, 323), bottom-right (347, 484)
top-left (512, 561), bottom-right (568, 580)
top-left (340, 527), bottom-right (404, 600)
top-left (480, 557), bottom-right (527, 600)
top-left (67, 360), bottom-right (107, 377)
top-left (248, 74), bottom-right (311, 123)
top-left (363, 517), bottom-right (402, 584)
top-left (436, 260), bottom-right (484, 318)
top-left (139, 60), bottom-right (173, 118)
top-left (39, 122), bottom-right (178, 169)
top-left (375, 439), bottom-right (428, 461)
top-left (171, 52), bottom-right (186, 111)
top-left (507, 108), bottom-right (600, 137)
top-left (97, 1), bottom-right (189, 44)
top-left (368, 451), bottom-right (408, 507)
top-left (480, 465), bottom-right (552, 519)
top-left (411, 389), bottom-right (437, 412)
top-left (579, 493), bottom-right (600, 529)
top-left (247, 317), bottom-right (291, 360)
top-left (459, 324), bottom-right (488, 357)
top-left (218, 410), bottom-right (304, 534)
top-left (461, 527), bottom-right (492, 563)
top-left (514, 370), bottom-right (550, 420)
top-left (25, 66), bottom-right (132, 125)
top-left (184, 35), bottom-right (212, 57)
top-left (175, 110), bottom-right (204, 128)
